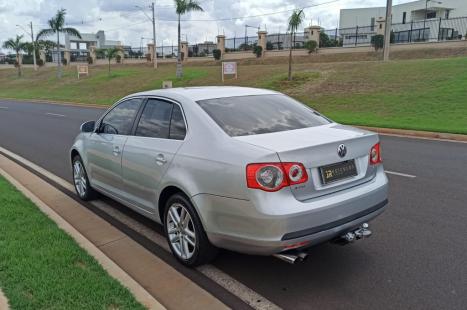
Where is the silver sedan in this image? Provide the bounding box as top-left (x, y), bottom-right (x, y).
top-left (70, 87), bottom-right (388, 266)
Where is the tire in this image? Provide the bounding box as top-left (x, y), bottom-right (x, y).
top-left (72, 155), bottom-right (97, 201)
top-left (164, 193), bottom-right (218, 267)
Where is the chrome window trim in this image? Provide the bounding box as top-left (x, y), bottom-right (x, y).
top-left (95, 96), bottom-right (147, 134)
top-left (132, 96), bottom-right (188, 141)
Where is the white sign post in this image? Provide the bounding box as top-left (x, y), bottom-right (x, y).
top-left (222, 62), bottom-right (237, 82)
top-left (77, 65), bottom-right (89, 79)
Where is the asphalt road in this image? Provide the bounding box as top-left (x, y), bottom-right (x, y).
top-left (1, 99), bottom-right (466, 310)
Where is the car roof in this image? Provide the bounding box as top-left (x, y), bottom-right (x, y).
top-left (129, 86), bottom-right (280, 102)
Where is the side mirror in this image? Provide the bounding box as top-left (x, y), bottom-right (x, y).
top-left (80, 120), bottom-right (96, 133)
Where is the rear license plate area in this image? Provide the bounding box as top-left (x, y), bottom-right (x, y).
top-left (320, 160), bottom-right (357, 185)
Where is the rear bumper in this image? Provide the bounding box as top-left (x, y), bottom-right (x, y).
top-left (192, 166), bottom-right (388, 255)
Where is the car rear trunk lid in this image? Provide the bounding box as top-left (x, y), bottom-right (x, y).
top-left (234, 123), bottom-right (380, 201)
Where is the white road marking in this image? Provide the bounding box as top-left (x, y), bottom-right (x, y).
top-left (0, 145), bottom-right (280, 310)
top-left (385, 170), bottom-right (416, 178)
top-left (45, 112), bottom-right (66, 117)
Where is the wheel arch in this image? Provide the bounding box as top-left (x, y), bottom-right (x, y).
top-left (158, 185), bottom-right (194, 224)
top-left (71, 148), bottom-right (80, 163)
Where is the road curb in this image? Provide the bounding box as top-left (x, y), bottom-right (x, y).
top-left (0, 150), bottom-right (229, 310)
top-left (0, 165), bottom-right (165, 310)
top-left (0, 288), bottom-right (9, 310)
top-left (357, 126), bottom-right (467, 143)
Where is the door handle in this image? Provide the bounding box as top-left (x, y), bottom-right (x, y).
top-left (155, 154), bottom-right (167, 165)
top-left (113, 146), bottom-right (121, 156)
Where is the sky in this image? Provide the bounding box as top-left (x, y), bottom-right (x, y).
top-left (0, 0), bottom-right (415, 51)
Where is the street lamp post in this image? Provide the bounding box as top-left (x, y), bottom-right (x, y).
top-left (151, 2), bottom-right (157, 69)
top-left (244, 25), bottom-right (260, 49)
top-left (17, 23), bottom-right (37, 71)
top-left (423, 0), bottom-right (429, 40)
top-left (383, 0), bottom-right (393, 61)
top-left (136, 3), bottom-right (157, 69)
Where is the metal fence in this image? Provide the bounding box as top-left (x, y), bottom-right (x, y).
top-left (322, 15), bottom-right (467, 47)
top-left (225, 35), bottom-right (258, 52)
top-left (265, 32), bottom-right (306, 50)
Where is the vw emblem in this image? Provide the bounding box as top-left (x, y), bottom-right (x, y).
top-left (337, 144), bottom-right (347, 158)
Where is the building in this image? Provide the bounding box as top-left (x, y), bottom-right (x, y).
top-left (64, 30), bottom-right (124, 61)
top-left (339, 0), bottom-right (467, 46)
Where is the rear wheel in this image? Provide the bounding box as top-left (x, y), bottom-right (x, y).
top-left (164, 193), bottom-right (218, 266)
top-left (72, 156), bottom-right (96, 201)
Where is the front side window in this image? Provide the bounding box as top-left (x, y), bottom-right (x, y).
top-left (100, 98), bottom-right (142, 135)
top-left (197, 94), bottom-right (330, 137)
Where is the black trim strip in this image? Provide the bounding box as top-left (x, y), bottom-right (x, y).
top-left (281, 199), bottom-right (388, 241)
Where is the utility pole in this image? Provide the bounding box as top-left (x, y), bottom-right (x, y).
top-left (30, 22), bottom-right (37, 71)
top-left (151, 2), bottom-right (157, 69)
top-left (383, 0), bottom-right (392, 61)
top-left (423, 0), bottom-right (428, 39)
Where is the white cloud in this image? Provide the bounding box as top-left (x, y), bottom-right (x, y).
top-left (0, 0), bottom-right (416, 52)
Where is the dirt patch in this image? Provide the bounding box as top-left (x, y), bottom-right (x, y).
top-left (185, 46), bottom-right (467, 67)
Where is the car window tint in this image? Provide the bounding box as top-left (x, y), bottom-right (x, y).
top-left (135, 99), bottom-right (173, 138)
top-left (101, 98), bottom-right (142, 135)
top-left (197, 94), bottom-right (331, 137)
top-left (169, 104), bottom-right (186, 140)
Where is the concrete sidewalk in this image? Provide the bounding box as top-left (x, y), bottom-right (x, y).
top-left (0, 288), bottom-right (9, 310)
top-left (0, 153), bottom-right (228, 310)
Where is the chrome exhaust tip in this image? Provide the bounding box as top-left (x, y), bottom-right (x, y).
top-left (273, 252), bottom-right (308, 264)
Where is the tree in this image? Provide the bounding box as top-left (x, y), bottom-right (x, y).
top-left (212, 49), bottom-right (221, 60)
top-left (37, 9), bottom-right (81, 79)
top-left (174, 0), bottom-right (204, 78)
top-left (304, 40), bottom-right (318, 54)
top-left (287, 9), bottom-right (305, 81)
top-left (2, 35), bottom-right (27, 77)
top-left (253, 45), bottom-right (263, 58)
top-left (371, 35), bottom-right (384, 51)
top-left (97, 48), bottom-right (119, 76)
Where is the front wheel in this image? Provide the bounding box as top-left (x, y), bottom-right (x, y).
top-left (72, 156), bottom-right (97, 201)
top-left (164, 194), bottom-right (218, 266)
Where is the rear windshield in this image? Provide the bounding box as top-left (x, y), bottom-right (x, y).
top-left (197, 94), bottom-right (331, 137)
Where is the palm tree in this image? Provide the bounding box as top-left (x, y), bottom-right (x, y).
top-left (174, 0), bottom-right (204, 78)
top-left (287, 9), bottom-right (305, 81)
top-left (2, 35), bottom-right (27, 77)
top-left (97, 48), bottom-right (119, 77)
top-left (37, 9), bottom-right (81, 78)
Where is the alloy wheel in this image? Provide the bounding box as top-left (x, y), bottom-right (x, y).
top-left (73, 160), bottom-right (87, 197)
top-left (166, 203), bottom-right (197, 260)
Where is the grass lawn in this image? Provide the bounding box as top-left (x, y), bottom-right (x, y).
top-left (0, 55), bottom-right (466, 134)
top-left (0, 176), bottom-right (145, 310)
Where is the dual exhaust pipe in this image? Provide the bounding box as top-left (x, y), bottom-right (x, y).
top-left (273, 223), bottom-right (371, 264)
top-left (273, 251), bottom-right (308, 264)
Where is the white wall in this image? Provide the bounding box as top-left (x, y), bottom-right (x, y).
top-left (340, 0), bottom-right (467, 29)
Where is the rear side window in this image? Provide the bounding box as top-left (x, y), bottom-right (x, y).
top-left (136, 99), bottom-right (173, 138)
top-left (100, 98), bottom-right (142, 135)
top-left (135, 99), bottom-right (187, 140)
top-left (197, 94), bottom-right (330, 136)
top-left (169, 104), bottom-right (186, 140)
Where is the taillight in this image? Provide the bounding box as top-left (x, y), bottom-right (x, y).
top-left (370, 143), bottom-right (382, 165)
top-left (246, 162), bottom-right (308, 192)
